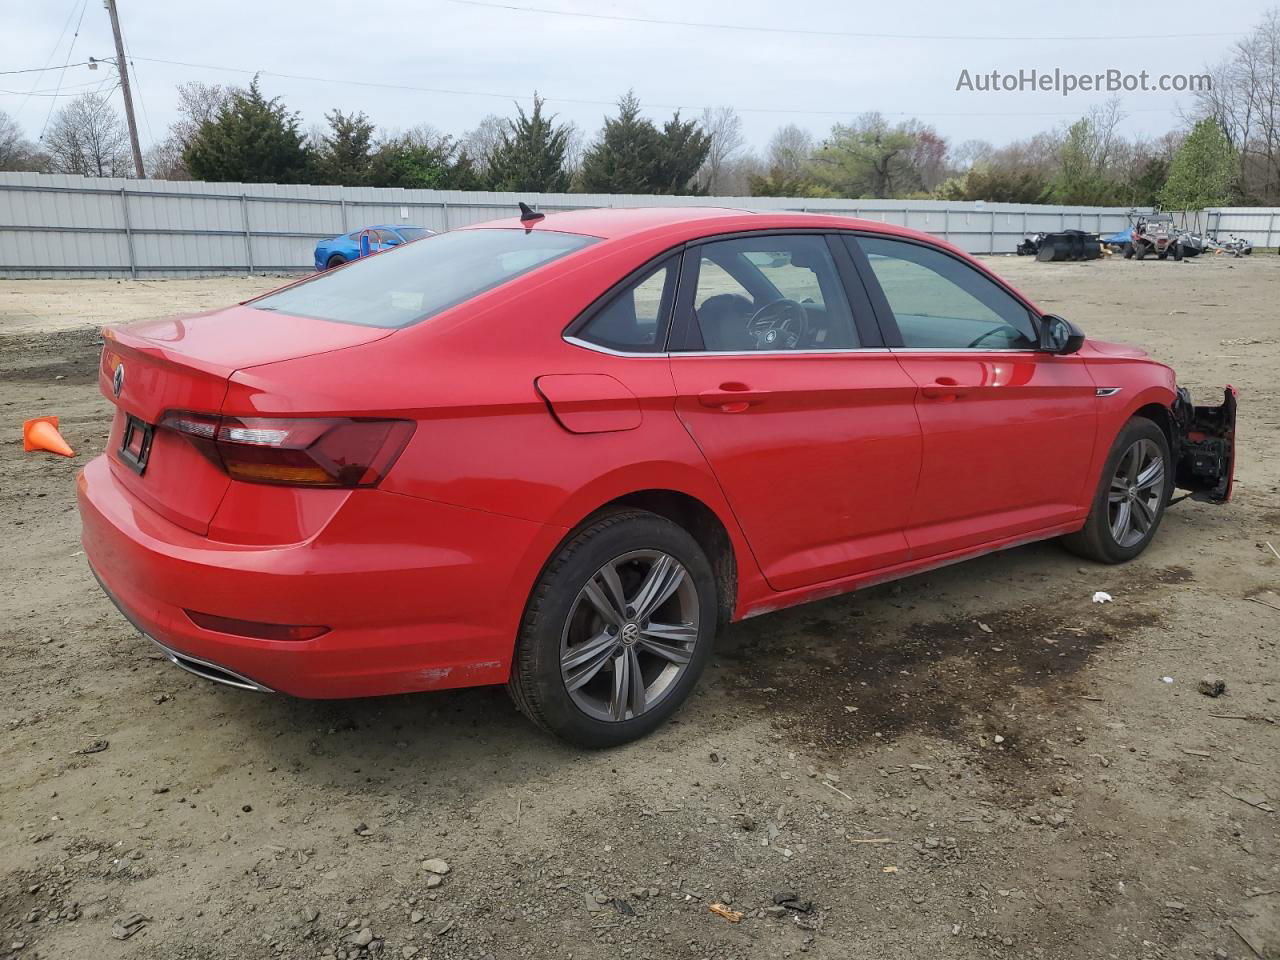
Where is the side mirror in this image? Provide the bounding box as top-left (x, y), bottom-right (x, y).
top-left (1039, 314), bottom-right (1085, 355)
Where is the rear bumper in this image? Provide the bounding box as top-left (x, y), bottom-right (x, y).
top-left (78, 454), bottom-right (563, 698)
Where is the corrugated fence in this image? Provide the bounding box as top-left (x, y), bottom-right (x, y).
top-left (1, 171), bottom-right (1276, 279)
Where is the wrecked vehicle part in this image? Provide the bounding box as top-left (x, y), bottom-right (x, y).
top-left (1034, 229), bottom-right (1102, 262)
top-left (1016, 234), bottom-right (1044, 256)
top-left (1172, 386), bottom-right (1237, 504)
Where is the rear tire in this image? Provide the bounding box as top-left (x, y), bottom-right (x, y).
top-left (508, 510), bottom-right (718, 747)
top-left (326, 254), bottom-right (347, 269)
top-left (1062, 417), bottom-right (1172, 564)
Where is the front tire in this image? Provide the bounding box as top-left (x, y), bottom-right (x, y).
top-left (325, 254), bottom-right (347, 270)
top-left (508, 510), bottom-right (717, 747)
top-left (1062, 417), bottom-right (1173, 563)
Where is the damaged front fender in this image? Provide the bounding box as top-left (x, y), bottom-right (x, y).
top-left (1172, 385), bottom-right (1237, 503)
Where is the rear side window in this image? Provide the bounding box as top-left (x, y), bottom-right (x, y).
top-left (575, 256), bottom-right (678, 352)
top-left (254, 228), bottom-right (597, 328)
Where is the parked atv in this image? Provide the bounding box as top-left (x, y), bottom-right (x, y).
top-left (1127, 213), bottom-right (1183, 261)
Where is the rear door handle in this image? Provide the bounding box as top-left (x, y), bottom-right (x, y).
top-left (920, 378), bottom-right (972, 400)
top-left (698, 383), bottom-right (771, 412)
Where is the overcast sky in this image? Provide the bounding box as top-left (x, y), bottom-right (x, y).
top-left (1, 0), bottom-right (1269, 153)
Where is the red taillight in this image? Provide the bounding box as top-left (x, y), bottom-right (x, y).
top-left (159, 412), bottom-right (413, 488)
top-left (185, 610), bottom-right (329, 642)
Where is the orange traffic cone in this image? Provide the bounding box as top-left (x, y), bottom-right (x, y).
top-left (23, 416), bottom-right (75, 458)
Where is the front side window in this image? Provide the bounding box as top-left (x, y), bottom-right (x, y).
top-left (575, 256), bottom-right (677, 352)
top-left (254, 228), bottom-right (597, 328)
top-left (679, 235), bottom-right (858, 352)
top-left (856, 236), bottom-right (1037, 349)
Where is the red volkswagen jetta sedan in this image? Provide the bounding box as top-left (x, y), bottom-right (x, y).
top-left (79, 207), bottom-right (1236, 746)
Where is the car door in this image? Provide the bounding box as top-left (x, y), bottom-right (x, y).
top-left (667, 232), bottom-right (922, 593)
top-left (849, 234), bottom-right (1098, 560)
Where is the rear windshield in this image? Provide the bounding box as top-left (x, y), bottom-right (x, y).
top-left (254, 228), bottom-right (598, 328)
top-left (396, 226), bottom-right (432, 241)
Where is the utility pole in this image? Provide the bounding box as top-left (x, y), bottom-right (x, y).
top-left (105, 0), bottom-right (145, 179)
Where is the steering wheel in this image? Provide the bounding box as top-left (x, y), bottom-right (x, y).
top-left (746, 298), bottom-right (807, 350)
top-left (966, 324), bottom-right (1026, 349)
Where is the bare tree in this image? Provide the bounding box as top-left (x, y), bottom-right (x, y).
top-left (765, 123), bottom-right (815, 176)
top-left (43, 93), bottom-right (131, 177)
top-left (462, 114), bottom-right (506, 171)
top-left (562, 121), bottom-right (585, 183)
top-left (1086, 97), bottom-right (1125, 170)
top-left (0, 110), bottom-right (47, 171)
top-left (146, 81), bottom-right (234, 179)
top-left (697, 106), bottom-right (745, 194)
top-left (951, 139), bottom-right (994, 171)
top-left (1194, 8), bottom-right (1280, 202)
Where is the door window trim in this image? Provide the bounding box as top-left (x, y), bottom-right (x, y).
top-left (667, 230), bottom-right (886, 354)
top-left (561, 227), bottom-right (1050, 358)
top-left (841, 232), bottom-right (1045, 352)
top-left (563, 249), bottom-right (685, 356)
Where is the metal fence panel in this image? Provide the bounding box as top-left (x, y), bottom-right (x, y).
top-left (2, 171), bottom-right (1277, 278)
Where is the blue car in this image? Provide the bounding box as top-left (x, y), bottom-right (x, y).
top-left (314, 225), bottom-right (435, 270)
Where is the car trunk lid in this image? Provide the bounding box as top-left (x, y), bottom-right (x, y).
top-left (100, 305), bottom-right (393, 535)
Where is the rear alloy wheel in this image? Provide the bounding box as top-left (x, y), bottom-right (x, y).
top-left (1062, 417), bottom-right (1172, 563)
top-left (508, 510), bottom-right (717, 747)
top-left (561, 550), bottom-right (699, 723)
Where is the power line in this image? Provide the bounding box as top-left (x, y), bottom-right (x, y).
top-left (0, 61), bottom-right (92, 76)
top-left (442, 0), bottom-right (1245, 41)
top-left (11, 0), bottom-right (84, 120)
top-left (0, 78), bottom-right (107, 97)
top-left (38, 0), bottom-right (90, 143)
top-left (129, 54), bottom-right (1186, 119)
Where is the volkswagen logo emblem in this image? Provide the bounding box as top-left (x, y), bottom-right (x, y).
top-left (112, 362), bottom-right (125, 398)
top-left (620, 622), bottom-right (641, 645)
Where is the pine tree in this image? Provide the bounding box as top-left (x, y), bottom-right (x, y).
top-left (652, 112), bottom-right (710, 195)
top-left (183, 77), bottom-right (310, 183)
top-left (578, 92), bottom-right (660, 194)
top-left (486, 96), bottom-right (570, 193)
top-left (1160, 118), bottom-right (1235, 209)
top-left (314, 109), bottom-right (375, 185)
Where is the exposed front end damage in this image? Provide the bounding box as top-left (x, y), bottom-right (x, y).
top-left (1172, 386), bottom-right (1237, 503)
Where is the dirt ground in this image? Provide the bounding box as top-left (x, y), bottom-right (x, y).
top-left (1, 255), bottom-right (1277, 960)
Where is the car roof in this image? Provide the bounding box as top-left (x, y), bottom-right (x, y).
top-left (464, 205), bottom-right (941, 246)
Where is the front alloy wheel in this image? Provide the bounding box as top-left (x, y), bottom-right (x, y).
top-left (1107, 438), bottom-right (1165, 548)
top-left (561, 550), bottom-right (700, 723)
top-left (1062, 416), bottom-right (1172, 563)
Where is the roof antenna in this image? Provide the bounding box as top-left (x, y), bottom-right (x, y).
top-left (518, 201), bottom-right (545, 224)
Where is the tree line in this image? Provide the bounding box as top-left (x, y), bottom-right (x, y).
top-left (2, 7), bottom-right (1277, 208)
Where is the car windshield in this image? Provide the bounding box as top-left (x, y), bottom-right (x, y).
top-left (257, 228), bottom-right (598, 328)
top-left (395, 227), bottom-right (431, 241)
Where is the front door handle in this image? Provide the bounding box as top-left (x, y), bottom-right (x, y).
top-left (920, 378), bottom-right (972, 400)
top-left (698, 383), bottom-right (771, 412)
